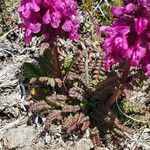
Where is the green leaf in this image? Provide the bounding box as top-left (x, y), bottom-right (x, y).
top-left (62, 56), bottom-right (74, 75)
top-left (113, 0), bottom-right (122, 6)
top-left (82, 0), bottom-right (93, 11)
top-left (22, 62), bottom-right (43, 78)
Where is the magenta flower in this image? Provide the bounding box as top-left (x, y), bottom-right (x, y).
top-left (18, 0), bottom-right (80, 43)
top-left (100, 0), bottom-right (150, 77)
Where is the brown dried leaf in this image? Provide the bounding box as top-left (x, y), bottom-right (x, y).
top-left (81, 121), bottom-right (90, 131)
top-left (69, 86), bottom-right (84, 101)
top-left (66, 120), bottom-right (77, 134)
top-left (47, 78), bottom-right (55, 87)
top-left (55, 78), bottom-right (62, 87)
top-left (29, 101), bottom-right (50, 113)
top-left (29, 77), bottom-right (37, 84)
top-left (62, 105), bottom-right (80, 113)
top-left (90, 127), bottom-right (101, 149)
top-left (79, 116), bottom-right (89, 124)
top-left (63, 113), bottom-right (90, 134)
top-left (44, 111), bottom-right (62, 131)
top-left (63, 115), bottom-right (75, 129)
top-left (39, 43), bottom-right (50, 55)
top-left (115, 121), bottom-right (132, 133)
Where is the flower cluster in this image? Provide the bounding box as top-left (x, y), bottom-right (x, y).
top-left (18, 0), bottom-right (80, 43)
top-left (100, 0), bottom-right (150, 77)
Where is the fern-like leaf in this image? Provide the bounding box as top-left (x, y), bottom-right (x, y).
top-left (22, 62), bottom-right (43, 78)
top-left (62, 105), bottom-right (80, 113)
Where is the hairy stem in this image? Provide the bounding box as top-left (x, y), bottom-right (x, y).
top-left (87, 11), bottom-right (101, 39)
top-left (52, 44), bottom-right (62, 79)
top-left (51, 43), bottom-right (68, 95)
top-left (121, 60), bottom-right (131, 84)
top-left (106, 87), bottom-right (122, 107)
top-left (106, 60), bottom-right (131, 107)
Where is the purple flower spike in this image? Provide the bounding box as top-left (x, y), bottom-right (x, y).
top-left (111, 7), bottom-right (124, 17)
top-left (100, 0), bottom-right (150, 77)
top-left (145, 64), bottom-right (150, 76)
top-left (134, 18), bottom-right (148, 35)
top-left (18, 0), bottom-right (80, 43)
top-left (125, 3), bottom-right (135, 13)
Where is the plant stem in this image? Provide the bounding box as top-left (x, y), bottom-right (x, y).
top-left (52, 44), bottom-right (62, 79)
top-left (87, 11), bottom-right (101, 40)
top-left (121, 60), bottom-right (131, 83)
top-left (114, 120), bottom-right (132, 133)
top-left (106, 60), bottom-right (131, 107)
top-left (51, 42), bottom-right (68, 95)
top-left (106, 87), bottom-right (122, 107)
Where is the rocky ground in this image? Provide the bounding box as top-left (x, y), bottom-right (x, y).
top-left (0, 1), bottom-right (150, 150)
top-left (0, 27), bottom-right (150, 150)
top-left (0, 38), bottom-right (93, 150)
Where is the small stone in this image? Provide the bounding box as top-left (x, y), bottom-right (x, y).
top-left (70, 138), bottom-right (93, 150)
top-left (0, 142), bottom-right (3, 150)
top-left (0, 27), bottom-right (2, 36)
top-left (3, 125), bottom-right (38, 149)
